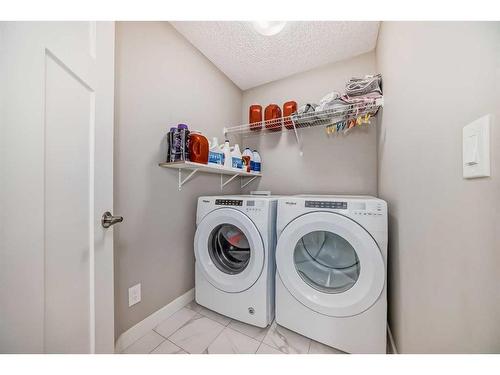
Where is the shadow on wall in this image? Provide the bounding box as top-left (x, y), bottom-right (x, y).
top-left (241, 120), bottom-right (378, 196)
top-left (386, 210), bottom-right (401, 352)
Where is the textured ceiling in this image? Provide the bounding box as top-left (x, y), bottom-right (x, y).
top-left (170, 21), bottom-right (380, 90)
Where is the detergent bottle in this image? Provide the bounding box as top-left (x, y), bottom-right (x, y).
top-left (231, 144), bottom-right (243, 170)
top-left (251, 150), bottom-right (262, 174)
top-left (242, 147), bottom-right (253, 173)
top-left (222, 140), bottom-right (232, 169)
top-left (208, 137), bottom-right (223, 165)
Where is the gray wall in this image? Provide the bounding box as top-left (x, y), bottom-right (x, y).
top-left (240, 52), bottom-right (378, 195)
top-left (377, 22), bottom-right (500, 353)
top-left (114, 22), bottom-right (241, 337)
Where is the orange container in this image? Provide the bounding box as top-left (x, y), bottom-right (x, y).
top-left (249, 104), bottom-right (263, 131)
top-left (264, 104), bottom-right (282, 131)
top-left (188, 132), bottom-right (209, 164)
top-left (283, 100), bottom-right (297, 129)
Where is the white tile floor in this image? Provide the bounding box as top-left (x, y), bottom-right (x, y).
top-left (120, 300), bottom-right (346, 354)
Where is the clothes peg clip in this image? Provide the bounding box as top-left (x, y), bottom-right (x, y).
top-left (356, 116), bottom-right (362, 126)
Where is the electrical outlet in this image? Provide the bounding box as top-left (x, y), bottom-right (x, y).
top-left (128, 283), bottom-right (141, 307)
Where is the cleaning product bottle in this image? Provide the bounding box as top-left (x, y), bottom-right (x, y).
top-left (231, 144), bottom-right (243, 170)
top-left (242, 147), bottom-right (253, 173)
top-left (208, 137), bottom-right (223, 165)
top-left (222, 140), bottom-right (232, 169)
top-left (166, 127), bottom-right (176, 163)
top-left (176, 123), bottom-right (190, 161)
top-left (252, 150), bottom-right (262, 174)
top-left (188, 131), bottom-right (209, 164)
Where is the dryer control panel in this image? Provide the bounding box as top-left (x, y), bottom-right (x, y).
top-left (215, 199), bottom-right (243, 206)
top-left (303, 200), bottom-right (384, 217)
top-left (305, 200), bottom-right (347, 209)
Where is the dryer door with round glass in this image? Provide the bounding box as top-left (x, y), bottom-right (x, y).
top-left (276, 212), bottom-right (384, 317)
top-left (194, 208), bottom-right (265, 293)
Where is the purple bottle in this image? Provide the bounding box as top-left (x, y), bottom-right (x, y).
top-left (167, 127), bottom-right (176, 162)
top-left (176, 124), bottom-right (190, 161)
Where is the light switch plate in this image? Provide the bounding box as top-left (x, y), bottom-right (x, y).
top-left (463, 115), bottom-right (490, 179)
top-left (128, 283), bottom-right (141, 307)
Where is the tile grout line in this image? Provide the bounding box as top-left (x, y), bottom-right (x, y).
top-left (165, 312), bottom-right (204, 341)
top-left (182, 301), bottom-right (273, 350)
top-left (255, 341), bottom-right (264, 354)
top-left (228, 324), bottom-right (269, 343)
top-left (166, 338), bottom-right (183, 352)
top-left (148, 337), bottom-right (167, 354)
top-left (152, 304), bottom-right (195, 340)
top-left (150, 338), bottom-right (184, 354)
top-left (153, 327), bottom-right (169, 340)
top-left (165, 311), bottom-right (226, 354)
top-left (188, 301), bottom-right (270, 342)
top-left (202, 323), bottom-right (228, 354)
top-left (121, 330), bottom-right (164, 354)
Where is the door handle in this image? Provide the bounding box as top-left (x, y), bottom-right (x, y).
top-left (101, 211), bottom-right (123, 228)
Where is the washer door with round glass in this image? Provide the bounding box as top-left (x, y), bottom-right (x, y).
top-left (194, 208), bottom-right (265, 293)
top-left (276, 212), bottom-right (384, 317)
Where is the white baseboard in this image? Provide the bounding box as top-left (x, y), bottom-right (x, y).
top-left (114, 288), bottom-right (195, 353)
top-left (387, 324), bottom-right (398, 354)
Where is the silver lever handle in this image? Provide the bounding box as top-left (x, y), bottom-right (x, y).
top-left (101, 211), bottom-right (123, 228)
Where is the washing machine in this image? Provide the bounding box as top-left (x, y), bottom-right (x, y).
top-left (194, 195), bottom-right (278, 327)
top-left (275, 195), bottom-right (387, 353)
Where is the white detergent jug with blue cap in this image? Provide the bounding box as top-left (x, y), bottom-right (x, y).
top-left (208, 137), bottom-right (223, 165)
top-left (251, 150), bottom-right (262, 174)
top-left (222, 140), bottom-right (232, 169)
top-left (231, 144), bottom-right (243, 170)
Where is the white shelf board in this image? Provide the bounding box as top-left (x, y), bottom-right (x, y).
top-left (159, 161), bottom-right (261, 177)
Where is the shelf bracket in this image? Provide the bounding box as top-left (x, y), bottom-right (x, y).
top-left (220, 173), bottom-right (239, 190)
top-left (290, 117), bottom-right (304, 157)
top-left (178, 168), bottom-right (198, 191)
top-left (240, 175), bottom-right (258, 189)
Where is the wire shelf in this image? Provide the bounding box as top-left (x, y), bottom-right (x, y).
top-left (224, 97), bottom-right (384, 137)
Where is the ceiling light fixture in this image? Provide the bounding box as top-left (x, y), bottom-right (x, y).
top-left (252, 21), bottom-right (287, 36)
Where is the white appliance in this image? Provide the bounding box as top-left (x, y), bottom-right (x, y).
top-left (194, 195), bottom-right (278, 327)
top-left (275, 195), bottom-right (387, 353)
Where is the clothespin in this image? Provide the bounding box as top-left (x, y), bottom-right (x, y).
top-left (356, 116), bottom-right (362, 126)
top-left (365, 113), bottom-right (371, 124)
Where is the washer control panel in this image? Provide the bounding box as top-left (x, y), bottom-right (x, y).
top-left (305, 200), bottom-right (347, 209)
top-left (215, 199), bottom-right (243, 206)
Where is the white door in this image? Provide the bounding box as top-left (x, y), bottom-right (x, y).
top-left (276, 212), bottom-right (385, 317)
top-left (194, 208), bottom-right (265, 293)
top-left (0, 22), bottom-right (116, 353)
